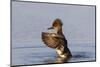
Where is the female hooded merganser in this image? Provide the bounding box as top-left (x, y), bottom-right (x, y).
top-left (42, 18), bottom-right (72, 62)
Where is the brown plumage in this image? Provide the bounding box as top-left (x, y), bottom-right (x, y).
top-left (42, 18), bottom-right (72, 61)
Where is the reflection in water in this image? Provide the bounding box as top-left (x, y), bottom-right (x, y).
top-left (43, 54), bottom-right (72, 64)
top-left (43, 51), bottom-right (91, 64)
top-left (55, 56), bottom-right (71, 63)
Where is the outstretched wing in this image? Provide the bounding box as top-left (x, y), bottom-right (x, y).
top-left (42, 32), bottom-right (66, 48)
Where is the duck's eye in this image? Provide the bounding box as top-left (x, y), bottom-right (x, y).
top-left (53, 22), bottom-right (58, 27)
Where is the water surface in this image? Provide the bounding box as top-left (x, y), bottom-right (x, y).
top-left (12, 43), bottom-right (95, 66)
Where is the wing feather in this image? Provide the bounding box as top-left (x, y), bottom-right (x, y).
top-left (42, 32), bottom-right (65, 48)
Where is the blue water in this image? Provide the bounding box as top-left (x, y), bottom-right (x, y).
top-left (12, 43), bottom-right (95, 66)
top-left (11, 2), bottom-right (96, 66)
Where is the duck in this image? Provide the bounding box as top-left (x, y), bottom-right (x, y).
top-left (42, 18), bottom-right (72, 63)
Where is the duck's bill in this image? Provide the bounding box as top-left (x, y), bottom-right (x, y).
top-left (47, 27), bottom-right (54, 30)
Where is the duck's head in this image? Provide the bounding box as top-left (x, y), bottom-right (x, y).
top-left (48, 18), bottom-right (63, 34)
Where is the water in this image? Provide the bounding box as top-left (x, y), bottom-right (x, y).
top-left (11, 1), bottom-right (96, 66)
top-left (12, 43), bottom-right (95, 66)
